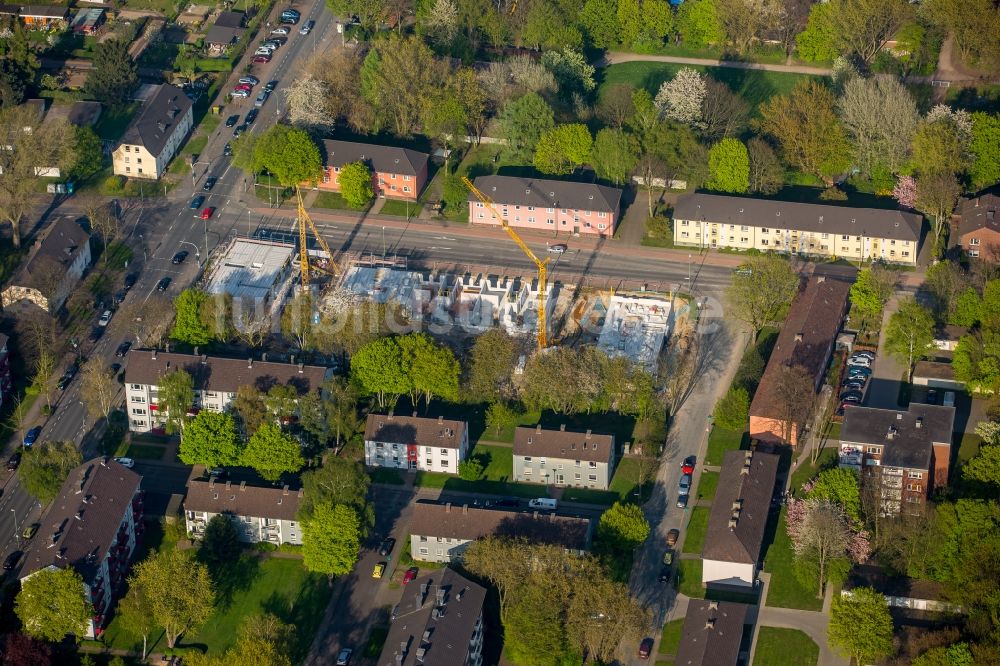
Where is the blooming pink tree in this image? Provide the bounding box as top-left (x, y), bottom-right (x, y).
top-left (893, 175), bottom-right (917, 209)
top-left (785, 496), bottom-right (807, 549)
top-left (847, 528), bottom-right (872, 564)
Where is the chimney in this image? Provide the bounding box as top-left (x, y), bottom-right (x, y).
top-left (166, 343), bottom-right (171, 353)
top-left (896, 412), bottom-right (903, 420)
top-left (282, 485), bottom-right (289, 495)
top-left (741, 462), bottom-right (751, 475)
top-left (298, 362), bottom-right (304, 373)
top-left (262, 352), bottom-right (268, 362)
top-left (387, 411), bottom-right (394, 420)
top-left (585, 429), bottom-right (592, 439)
top-left (560, 424), bottom-right (566, 432)
top-left (794, 333), bottom-right (803, 342)
top-left (248, 357), bottom-right (253, 368)
top-left (298, 488), bottom-right (304, 498)
top-left (194, 346), bottom-right (199, 356)
top-left (709, 601), bottom-right (719, 610)
top-left (225, 480), bottom-right (232, 491)
top-left (201, 354), bottom-right (208, 363)
top-left (445, 503), bottom-right (451, 513)
top-left (240, 481), bottom-right (246, 491)
top-left (916, 417), bottom-right (923, 428)
top-left (976, 197), bottom-right (980, 208)
top-left (438, 416), bottom-right (444, 424)
top-left (413, 410), bottom-right (418, 418)
top-left (536, 424), bottom-right (542, 434)
top-left (732, 500), bottom-right (742, 510)
top-left (151, 349), bottom-right (157, 360)
top-left (728, 518), bottom-right (738, 529)
top-left (705, 619), bottom-right (716, 630)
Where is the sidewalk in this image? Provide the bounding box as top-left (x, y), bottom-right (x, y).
top-left (600, 51), bottom-right (834, 76)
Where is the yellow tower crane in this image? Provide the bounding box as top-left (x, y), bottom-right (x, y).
top-left (295, 186), bottom-right (341, 285)
top-left (462, 176), bottom-right (549, 350)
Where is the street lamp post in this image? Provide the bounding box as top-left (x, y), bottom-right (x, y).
top-left (11, 508), bottom-right (19, 548)
top-left (179, 240), bottom-right (201, 260)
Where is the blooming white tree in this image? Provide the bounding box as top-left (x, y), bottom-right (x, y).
top-left (424, 0), bottom-right (460, 46)
top-left (654, 67), bottom-right (706, 127)
top-left (286, 74), bottom-right (335, 129)
top-left (927, 103), bottom-right (973, 147)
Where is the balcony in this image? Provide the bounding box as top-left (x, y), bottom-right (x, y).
top-left (883, 476), bottom-right (903, 489)
top-left (839, 452), bottom-right (862, 468)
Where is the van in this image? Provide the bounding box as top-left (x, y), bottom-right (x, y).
top-left (528, 498), bottom-right (557, 511)
top-left (943, 391), bottom-right (956, 407)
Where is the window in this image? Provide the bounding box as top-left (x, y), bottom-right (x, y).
top-left (890, 240), bottom-right (896, 246)
top-left (902, 251), bottom-right (910, 257)
top-left (440, 460), bottom-right (449, 467)
top-left (131, 396), bottom-right (145, 403)
top-left (598, 223), bottom-right (606, 230)
top-left (390, 173), bottom-right (396, 179)
top-left (906, 483), bottom-right (922, 492)
top-left (528, 206), bottom-right (534, 211)
top-left (866, 446), bottom-right (881, 454)
top-left (131, 419), bottom-right (146, 427)
top-left (589, 461), bottom-right (597, 468)
top-left (476, 202), bottom-right (483, 208)
top-left (575, 460), bottom-right (581, 466)
top-left (124, 156), bottom-right (130, 163)
top-left (740, 237), bottom-right (748, 243)
top-left (762, 239), bottom-right (769, 246)
top-left (131, 408), bottom-right (147, 415)
top-left (515, 205), bottom-right (520, 210)
top-left (528, 217), bottom-right (535, 223)
top-left (131, 384), bottom-right (142, 390)
top-left (137, 158), bottom-right (142, 164)
top-left (440, 448), bottom-right (448, 455)
top-left (404, 175), bottom-right (411, 181)
top-left (547, 219), bottom-right (554, 225)
top-left (524, 468), bottom-right (532, 475)
top-left (575, 473), bottom-right (581, 480)
top-left (584, 210), bottom-right (591, 217)
top-left (681, 232), bottom-right (690, 238)
top-left (841, 235), bottom-right (850, 241)
top-left (970, 238), bottom-right (981, 246)
top-left (125, 146), bottom-right (130, 152)
top-left (478, 213), bottom-right (484, 219)
top-left (970, 250), bottom-right (980, 257)
top-left (908, 471), bottom-right (923, 479)
top-left (906, 496), bottom-right (922, 504)
top-left (588, 474), bottom-right (597, 481)
top-left (425, 459), bottom-right (432, 466)
top-left (125, 167), bottom-right (130, 173)
top-left (334, 167), bottom-right (340, 173)
top-left (138, 168), bottom-right (143, 174)
top-left (540, 457), bottom-right (546, 467)
top-left (762, 227), bottom-right (768, 233)
top-left (547, 207), bottom-right (554, 213)
top-left (524, 457), bottom-right (532, 463)
top-left (322, 171), bottom-right (330, 183)
top-left (740, 225), bottom-right (748, 231)
top-left (681, 220), bottom-right (689, 226)
top-left (419, 547), bottom-right (429, 554)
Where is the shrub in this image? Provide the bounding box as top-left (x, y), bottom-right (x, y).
top-left (103, 175), bottom-right (125, 193)
top-left (713, 386), bottom-right (750, 431)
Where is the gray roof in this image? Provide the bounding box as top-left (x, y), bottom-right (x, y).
top-left (322, 139), bottom-right (428, 176)
top-left (675, 600), bottom-right (749, 666)
top-left (673, 193), bottom-right (922, 242)
top-left (123, 350), bottom-right (329, 394)
top-left (844, 564), bottom-right (950, 603)
top-left (956, 193), bottom-right (1000, 236)
top-left (702, 450), bottom-right (779, 565)
top-left (513, 425), bottom-right (614, 463)
top-left (8, 217), bottom-right (90, 292)
top-left (212, 10), bottom-right (244, 27)
top-left (0, 4), bottom-right (69, 17)
top-left (204, 24), bottom-right (243, 45)
top-left (378, 568), bottom-right (487, 666)
top-left (840, 404), bottom-right (955, 470)
top-left (471, 175), bottom-right (622, 214)
top-left (409, 500), bottom-right (591, 550)
top-left (20, 458), bottom-right (141, 585)
top-left (913, 360), bottom-right (957, 382)
top-left (118, 84), bottom-right (192, 157)
top-left (364, 413), bottom-right (467, 450)
top-left (185, 479), bottom-right (302, 521)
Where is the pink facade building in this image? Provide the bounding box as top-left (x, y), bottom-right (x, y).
top-left (319, 140), bottom-right (429, 202)
top-left (469, 175), bottom-right (622, 237)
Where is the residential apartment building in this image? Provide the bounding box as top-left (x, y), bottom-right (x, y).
top-left (672, 193), bottom-right (923, 266)
top-left (377, 568), bottom-right (487, 666)
top-left (839, 403), bottom-right (955, 514)
top-left (409, 500), bottom-right (592, 563)
top-left (122, 350), bottom-right (331, 433)
top-left (954, 193), bottom-right (1000, 259)
top-left (702, 449), bottom-right (779, 588)
top-left (675, 600), bottom-right (749, 666)
top-left (749, 276), bottom-right (850, 446)
top-left (0, 333), bottom-right (11, 410)
top-left (19, 458), bottom-right (143, 638)
top-left (469, 175), bottom-right (623, 237)
top-left (512, 425), bottom-right (616, 490)
top-left (364, 413), bottom-right (469, 473)
top-left (1, 217), bottom-right (92, 314)
top-left (112, 84), bottom-right (193, 180)
top-left (185, 479), bottom-right (303, 545)
top-left (319, 140), bottom-right (429, 201)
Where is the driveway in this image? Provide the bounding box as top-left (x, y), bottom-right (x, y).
top-left (865, 294), bottom-right (905, 409)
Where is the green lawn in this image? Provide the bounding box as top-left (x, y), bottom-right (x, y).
top-left (94, 104), bottom-right (138, 142)
top-left (958, 430), bottom-right (983, 465)
top-left (753, 627), bottom-right (819, 666)
top-left (659, 619), bottom-right (684, 655)
top-left (695, 471), bottom-right (719, 501)
top-left (368, 467), bottom-right (406, 485)
top-left (788, 446), bottom-right (838, 497)
top-left (599, 63), bottom-right (822, 116)
top-left (414, 471), bottom-right (543, 498)
top-left (705, 428), bottom-right (747, 466)
top-left (763, 506), bottom-right (823, 610)
top-left (312, 191), bottom-right (368, 211)
top-left (677, 559), bottom-right (704, 598)
top-left (125, 443), bottom-right (166, 460)
top-left (682, 506), bottom-right (711, 554)
top-left (380, 198), bottom-right (417, 217)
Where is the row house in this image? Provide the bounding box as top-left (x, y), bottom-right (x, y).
top-left (319, 140), bottom-right (429, 201)
top-left (364, 413), bottom-right (469, 473)
top-left (1, 217), bottom-right (92, 314)
top-left (378, 568), bottom-right (487, 666)
top-left (839, 403), bottom-right (955, 515)
top-left (953, 193), bottom-right (1000, 259)
top-left (675, 600), bottom-right (750, 666)
top-left (185, 479), bottom-right (303, 545)
top-left (701, 450), bottom-right (779, 588)
top-left (19, 458), bottom-right (143, 638)
top-left (122, 349), bottom-right (331, 433)
top-left (672, 193), bottom-right (923, 266)
top-left (112, 84), bottom-right (194, 180)
top-left (408, 500), bottom-right (592, 563)
top-left (469, 175), bottom-right (623, 237)
top-left (512, 425), bottom-right (616, 490)
top-left (749, 276), bottom-right (851, 446)
top-left (0, 4), bottom-right (69, 27)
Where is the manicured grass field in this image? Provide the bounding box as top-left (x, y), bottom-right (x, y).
top-left (125, 443), bottom-right (166, 460)
top-left (788, 446), bottom-right (838, 497)
top-left (414, 471), bottom-right (543, 498)
top-left (313, 191), bottom-right (366, 211)
top-left (682, 506), bottom-right (711, 554)
top-left (677, 559), bottom-right (704, 598)
top-left (695, 471), bottom-right (719, 501)
top-left (763, 506), bottom-right (824, 610)
top-left (753, 627), bottom-right (819, 666)
top-left (380, 199), bottom-right (417, 217)
top-left (599, 63), bottom-right (821, 116)
top-left (659, 619), bottom-right (684, 655)
top-left (95, 104), bottom-right (138, 142)
top-left (705, 428), bottom-right (747, 466)
top-left (368, 467), bottom-right (406, 485)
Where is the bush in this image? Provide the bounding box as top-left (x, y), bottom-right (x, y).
top-left (819, 186), bottom-right (848, 201)
top-left (103, 175), bottom-right (125, 193)
top-left (713, 386), bottom-right (750, 431)
top-left (646, 216), bottom-right (671, 239)
top-left (458, 457), bottom-right (485, 481)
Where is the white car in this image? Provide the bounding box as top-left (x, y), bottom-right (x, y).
top-left (271, 26), bottom-right (290, 35)
top-left (847, 357), bottom-right (872, 368)
top-left (231, 89), bottom-right (250, 98)
top-left (113, 457), bottom-right (135, 468)
top-left (238, 75), bottom-right (259, 86)
top-left (254, 47), bottom-right (275, 56)
top-left (98, 310), bottom-right (112, 327)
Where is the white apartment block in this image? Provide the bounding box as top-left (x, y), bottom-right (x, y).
top-left (364, 413), bottom-right (469, 473)
top-left (112, 84), bottom-right (193, 180)
top-left (185, 479), bottom-right (303, 545)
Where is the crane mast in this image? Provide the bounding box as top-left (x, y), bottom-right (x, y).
top-left (295, 186), bottom-right (341, 285)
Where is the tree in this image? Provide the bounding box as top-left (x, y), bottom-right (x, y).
top-left (319, 376), bottom-right (361, 449)
top-left (242, 423), bottom-right (305, 481)
top-left (654, 68), bottom-right (706, 127)
top-left (116, 583), bottom-right (155, 660)
top-left (716, 0), bottom-right (784, 54)
top-left (285, 74), bottom-right (335, 130)
top-left (302, 503), bottom-right (362, 575)
top-left (839, 74), bottom-right (919, 174)
top-left (808, 468), bottom-right (862, 523)
top-left (423, 0), bottom-right (460, 45)
top-left (885, 297), bottom-right (936, 379)
top-left (962, 420), bottom-right (1000, 489)
top-left (533, 124), bottom-right (592, 176)
top-left (31, 349), bottom-right (56, 412)
top-left (597, 502), bottom-right (650, 550)
top-left (789, 499), bottom-right (852, 596)
top-left (952, 288), bottom-right (981, 327)
top-left (755, 80), bottom-right (851, 180)
top-left (596, 84), bottom-right (635, 129)
top-left (179, 411), bottom-right (242, 468)
top-left (15, 567), bottom-right (91, 641)
top-left (400, 332), bottom-right (461, 406)
top-left (830, 0), bottom-right (912, 63)
top-left (231, 385), bottom-right (266, 437)
top-left (921, 0), bottom-right (999, 69)
top-left (747, 137), bottom-right (783, 194)
top-left (725, 254), bottom-right (799, 336)
top-left (916, 171), bottom-right (962, 249)
top-left (71, 125), bottom-right (104, 182)
top-left (17, 441), bottom-right (82, 504)
top-left (713, 386), bottom-right (749, 431)
top-left (158, 368), bottom-right (195, 435)
top-left (565, 575), bottom-right (649, 664)
top-left (675, 0), bottom-right (724, 47)
top-left (185, 614), bottom-right (293, 666)
top-left (539, 48), bottom-right (595, 97)
top-left (796, 2), bottom-right (839, 62)
top-left (828, 586), bottom-right (895, 664)
top-left (462, 537), bottom-right (535, 623)
top-left (913, 118), bottom-right (966, 178)
top-left (198, 514), bottom-right (242, 577)
top-left (198, 292), bottom-right (234, 345)
top-left (700, 78), bottom-right (750, 142)
top-left (773, 365), bottom-right (816, 445)
top-left (849, 265), bottom-right (898, 331)
top-left (498, 92), bottom-right (555, 161)
top-left (580, 0), bottom-right (620, 49)
top-left (592, 128), bottom-right (638, 186)
top-left (350, 336), bottom-right (410, 408)
top-left (80, 358), bottom-right (118, 421)
top-left (299, 457), bottom-right (372, 524)
top-left (2, 633), bottom-right (55, 666)
top-left (465, 329), bottom-right (517, 402)
top-left (171, 289), bottom-right (213, 346)
top-left (0, 24), bottom-right (39, 106)
top-left (84, 38), bottom-right (138, 108)
top-left (458, 456), bottom-right (485, 480)
top-left (486, 401), bottom-right (518, 437)
top-left (338, 161), bottom-right (374, 209)
top-left (706, 138), bottom-right (750, 193)
top-left (971, 111), bottom-right (1000, 190)
top-left (250, 125), bottom-right (323, 187)
top-left (131, 549), bottom-right (214, 648)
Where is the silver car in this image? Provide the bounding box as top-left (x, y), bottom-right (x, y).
top-left (678, 474), bottom-right (692, 495)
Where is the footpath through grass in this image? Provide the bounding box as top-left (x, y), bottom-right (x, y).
top-left (752, 627), bottom-right (819, 666)
top-left (762, 506), bottom-right (823, 610)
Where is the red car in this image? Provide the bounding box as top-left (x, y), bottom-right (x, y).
top-left (638, 637), bottom-right (654, 660)
top-left (402, 567), bottom-right (418, 585)
top-left (681, 456), bottom-right (696, 475)
top-left (234, 83), bottom-right (252, 93)
top-left (200, 207), bottom-right (215, 220)
top-left (252, 54), bottom-right (271, 64)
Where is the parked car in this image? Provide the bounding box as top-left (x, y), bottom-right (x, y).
top-left (3, 551), bottom-right (21, 571)
top-left (20, 425), bottom-right (39, 447)
top-left (252, 54), bottom-right (272, 64)
top-left (658, 566), bottom-right (671, 583)
top-left (234, 83), bottom-right (253, 93)
top-left (378, 538), bottom-right (396, 557)
top-left (847, 366), bottom-right (872, 378)
top-left (847, 356), bottom-right (872, 368)
top-left (113, 457), bottom-right (135, 468)
top-left (233, 124), bottom-right (246, 137)
top-left (853, 350), bottom-right (876, 360)
top-left (372, 562), bottom-right (386, 579)
top-left (98, 309), bottom-right (112, 327)
top-left (115, 341), bottom-right (132, 357)
top-left (528, 498), bottom-right (558, 510)
top-left (335, 649), bottom-right (352, 666)
top-left (7, 452), bottom-right (20, 471)
top-left (224, 143), bottom-right (233, 157)
top-left (264, 80), bottom-right (278, 92)
top-left (201, 207), bottom-right (215, 220)
top-left (666, 528), bottom-right (679, 547)
top-left (678, 473), bottom-right (692, 495)
top-left (254, 47), bottom-right (275, 57)
top-left (638, 638), bottom-right (654, 660)
top-left (261, 39), bottom-right (283, 49)
top-left (548, 243), bottom-right (567, 254)
top-left (663, 550), bottom-right (674, 566)
top-left (22, 523), bottom-right (38, 539)
top-left (57, 364), bottom-right (78, 391)
top-left (231, 89), bottom-right (250, 98)
top-left (676, 493), bottom-right (689, 509)
top-left (840, 390), bottom-right (863, 402)
top-left (402, 567), bottom-right (418, 585)
top-left (271, 26), bottom-right (290, 35)
top-left (224, 114), bottom-right (240, 127)
top-left (254, 90), bottom-right (270, 107)
top-left (172, 250), bottom-right (189, 264)
top-left (123, 273), bottom-right (138, 290)
top-left (495, 497), bottom-right (519, 508)
top-left (239, 75), bottom-right (260, 86)
top-left (842, 380), bottom-right (865, 391)
top-left (841, 396), bottom-right (862, 406)
top-left (89, 326), bottom-right (105, 343)
top-left (299, 19), bottom-right (315, 34)
top-left (245, 108), bottom-right (259, 124)
top-left (157, 277), bottom-right (172, 292)
top-left (280, 13), bottom-right (299, 24)
top-left (681, 455), bottom-right (696, 475)
top-left (267, 35), bottom-right (287, 45)
top-left (203, 176), bottom-right (217, 191)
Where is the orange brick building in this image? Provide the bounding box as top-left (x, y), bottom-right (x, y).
top-left (319, 140), bottom-right (429, 202)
